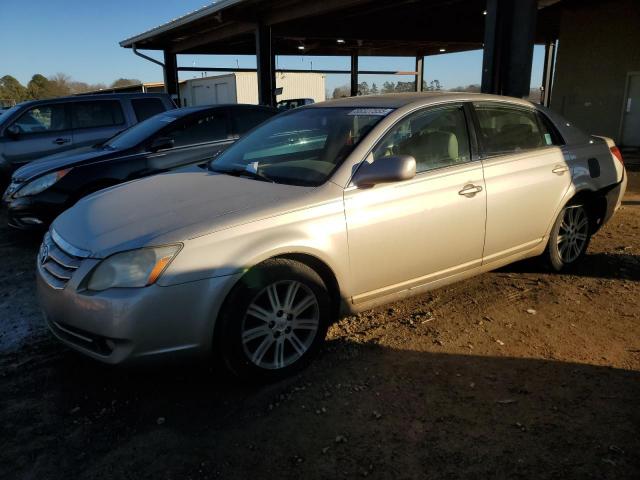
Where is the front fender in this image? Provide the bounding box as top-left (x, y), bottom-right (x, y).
top-left (158, 196), bottom-right (351, 295)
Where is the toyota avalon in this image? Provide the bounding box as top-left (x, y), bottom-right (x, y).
top-left (36, 93), bottom-right (627, 380)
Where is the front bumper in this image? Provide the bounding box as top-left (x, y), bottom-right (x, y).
top-left (2, 185), bottom-right (68, 230)
top-left (37, 259), bottom-right (242, 364)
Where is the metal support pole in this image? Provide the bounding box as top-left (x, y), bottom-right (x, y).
top-left (255, 24), bottom-right (276, 106)
top-left (350, 54), bottom-right (359, 97)
top-left (541, 40), bottom-right (557, 107)
top-left (163, 50), bottom-right (180, 102)
top-left (415, 55), bottom-right (424, 92)
top-left (481, 0), bottom-right (537, 98)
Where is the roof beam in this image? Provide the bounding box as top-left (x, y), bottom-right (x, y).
top-left (169, 21), bottom-right (256, 54)
top-left (263, 0), bottom-right (371, 25)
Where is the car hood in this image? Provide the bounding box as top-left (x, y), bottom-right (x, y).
top-left (12, 146), bottom-right (117, 182)
top-left (52, 169), bottom-right (313, 258)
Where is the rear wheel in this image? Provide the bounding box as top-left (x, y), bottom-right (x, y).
top-left (546, 203), bottom-right (591, 271)
top-left (216, 258), bottom-right (332, 381)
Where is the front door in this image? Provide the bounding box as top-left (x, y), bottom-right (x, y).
top-left (1, 103), bottom-right (74, 167)
top-left (146, 109), bottom-right (232, 171)
top-left (344, 104), bottom-right (486, 304)
top-left (621, 73), bottom-right (640, 147)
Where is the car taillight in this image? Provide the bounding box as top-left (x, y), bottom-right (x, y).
top-left (610, 146), bottom-right (624, 165)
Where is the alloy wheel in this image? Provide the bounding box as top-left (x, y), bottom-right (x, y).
top-left (241, 280), bottom-right (320, 370)
top-left (556, 205), bottom-right (589, 264)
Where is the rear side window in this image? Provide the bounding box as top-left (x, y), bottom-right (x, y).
top-left (163, 111), bottom-right (229, 147)
top-left (132, 98), bottom-right (166, 122)
top-left (232, 108), bottom-right (276, 135)
top-left (72, 101), bottom-right (124, 129)
top-left (12, 104), bottom-right (69, 133)
top-left (474, 104), bottom-right (549, 156)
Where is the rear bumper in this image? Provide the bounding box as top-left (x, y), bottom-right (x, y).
top-left (602, 169), bottom-right (627, 226)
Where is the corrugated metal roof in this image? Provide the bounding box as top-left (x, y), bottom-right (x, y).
top-left (119, 0), bottom-right (248, 48)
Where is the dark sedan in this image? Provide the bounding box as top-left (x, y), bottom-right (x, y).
top-left (2, 104), bottom-right (277, 229)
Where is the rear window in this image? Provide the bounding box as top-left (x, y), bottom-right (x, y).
top-left (72, 100), bottom-right (124, 129)
top-left (132, 98), bottom-right (166, 122)
top-left (232, 108), bottom-right (276, 135)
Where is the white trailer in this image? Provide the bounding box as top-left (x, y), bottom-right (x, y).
top-left (179, 72), bottom-right (326, 107)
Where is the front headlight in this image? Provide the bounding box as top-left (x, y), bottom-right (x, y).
top-left (14, 168), bottom-right (71, 198)
top-left (87, 245), bottom-right (181, 291)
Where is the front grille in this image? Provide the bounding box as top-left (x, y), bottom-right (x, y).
top-left (38, 230), bottom-right (88, 290)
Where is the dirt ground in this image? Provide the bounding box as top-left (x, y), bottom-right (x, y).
top-left (1, 170), bottom-right (639, 480)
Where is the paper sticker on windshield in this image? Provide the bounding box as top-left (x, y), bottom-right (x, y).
top-left (348, 108), bottom-right (393, 116)
top-left (544, 133), bottom-right (553, 145)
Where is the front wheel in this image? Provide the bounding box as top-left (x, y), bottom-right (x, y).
top-left (546, 203), bottom-right (592, 271)
top-left (216, 259), bottom-right (332, 381)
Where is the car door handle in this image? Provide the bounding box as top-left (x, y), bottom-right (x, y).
top-left (552, 165), bottom-right (569, 174)
top-left (458, 184), bottom-right (483, 197)
top-left (53, 138), bottom-right (71, 145)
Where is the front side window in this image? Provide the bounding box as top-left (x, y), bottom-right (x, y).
top-left (474, 104), bottom-right (550, 155)
top-left (72, 101), bottom-right (124, 129)
top-left (210, 107), bottom-right (389, 186)
top-left (164, 111), bottom-right (229, 147)
top-left (12, 104), bottom-right (69, 134)
top-left (372, 105), bottom-right (471, 173)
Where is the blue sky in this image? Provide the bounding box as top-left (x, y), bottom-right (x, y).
top-left (0, 0), bottom-right (544, 93)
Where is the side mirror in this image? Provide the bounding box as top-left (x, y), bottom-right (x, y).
top-left (352, 155), bottom-right (416, 188)
top-left (150, 136), bottom-right (175, 152)
top-left (5, 125), bottom-right (20, 140)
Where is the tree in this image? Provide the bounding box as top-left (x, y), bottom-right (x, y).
top-left (26, 74), bottom-right (52, 99)
top-left (371, 83), bottom-right (379, 94)
top-left (332, 85), bottom-right (350, 98)
top-left (46, 73), bottom-right (72, 97)
top-left (358, 81), bottom-right (370, 96)
top-left (0, 75), bottom-right (27, 102)
top-left (381, 81), bottom-right (395, 93)
top-left (111, 78), bottom-right (141, 88)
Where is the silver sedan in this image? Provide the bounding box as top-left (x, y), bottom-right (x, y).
top-left (36, 93), bottom-right (627, 380)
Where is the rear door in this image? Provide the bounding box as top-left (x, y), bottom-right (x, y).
top-left (71, 99), bottom-right (127, 148)
top-left (472, 102), bottom-right (571, 263)
top-left (145, 109), bottom-right (233, 171)
top-left (1, 102), bottom-right (74, 166)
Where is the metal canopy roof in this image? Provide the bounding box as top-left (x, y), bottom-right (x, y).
top-left (120, 0), bottom-right (562, 57)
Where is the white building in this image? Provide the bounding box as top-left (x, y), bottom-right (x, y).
top-left (179, 72), bottom-right (326, 107)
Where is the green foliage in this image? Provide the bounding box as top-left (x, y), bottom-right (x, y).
top-left (111, 78), bottom-right (141, 88)
top-left (0, 75), bottom-right (27, 102)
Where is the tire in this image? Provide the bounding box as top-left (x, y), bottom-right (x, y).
top-left (216, 258), bottom-right (332, 381)
top-left (546, 202), bottom-right (592, 272)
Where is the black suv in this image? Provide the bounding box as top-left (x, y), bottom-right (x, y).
top-left (3, 104), bottom-right (277, 229)
top-left (0, 93), bottom-right (176, 181)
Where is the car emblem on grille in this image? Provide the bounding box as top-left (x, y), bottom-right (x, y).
top-left (39, 242), bottom-right (49, 265)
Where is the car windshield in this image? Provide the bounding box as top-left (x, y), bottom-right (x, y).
top-left (209, 107), bottom-right (391, 186)
top-left (104, 111), bottom-right (181, 150)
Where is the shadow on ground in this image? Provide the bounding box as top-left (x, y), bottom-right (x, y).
top-left (500, 252), bottom-right (640, 281)
top-left (1, 338), bottom-right (639, 480)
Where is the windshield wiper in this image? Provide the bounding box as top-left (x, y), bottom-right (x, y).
top-left (209, 166), bottom-right (274, 183)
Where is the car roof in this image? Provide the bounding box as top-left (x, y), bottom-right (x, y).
top-left (14, 92), bottom-right (171, 108)
top-left (310, 92), bottom-right (535, 110)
